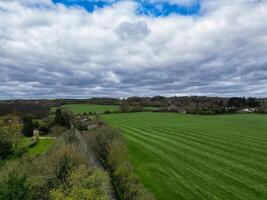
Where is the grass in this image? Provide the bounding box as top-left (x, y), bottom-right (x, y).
top-left (53, 104), bottom-right (161, 114)
top-left (23, 137), bottom-right (55, 156)
top-left (58, 104), bottom-right (119, 114)
top-left (102, 112), bottom-right (267, 200)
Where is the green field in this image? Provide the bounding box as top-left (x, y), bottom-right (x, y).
top-left (102, 113), bottom-right (267, 200)
top-left (56, 104), bottom-right (160, 114)
top-left (59, 104), bottom-right (119, 114)
top-left (23, 138), bottom-right (55, 156)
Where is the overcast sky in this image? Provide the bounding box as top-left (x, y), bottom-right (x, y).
top-left (0, 0), bottom-right (267, 99)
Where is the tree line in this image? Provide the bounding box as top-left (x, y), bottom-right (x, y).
top-left (1, 96), bottom-right (266, 117)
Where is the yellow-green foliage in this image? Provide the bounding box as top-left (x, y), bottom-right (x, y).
top-left (50, 165), bottom-right (111, 200)
top-left (85, 125), bottom-right (155, 200)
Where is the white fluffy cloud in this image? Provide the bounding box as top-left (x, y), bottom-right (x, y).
top-left (0, 0), bottom-right (267, 98)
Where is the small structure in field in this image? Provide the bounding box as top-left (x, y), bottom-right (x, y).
top-left (33, 129), bottom-right (40, 137)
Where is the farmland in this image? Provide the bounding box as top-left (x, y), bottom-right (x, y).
top-left (56, 104), bottom-right (160, 114)
top-left (102, 112), bottom-right (267, 200)
top-left (58, 104), bottom-right (119, 114)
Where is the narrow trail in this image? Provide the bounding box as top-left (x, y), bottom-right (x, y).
top-left (74, 128), bottom-right (100, 167)
top-left (70, 122), bottom-right (118, 200)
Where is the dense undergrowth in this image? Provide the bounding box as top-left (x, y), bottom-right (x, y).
top-left (84, 123), bottom-right (155, 200)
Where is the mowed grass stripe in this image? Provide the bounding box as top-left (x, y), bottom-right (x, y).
top-left (117, 120), bottom-right (267, 164)
top-left (109, 118), bottom-right (267, 166)
top-left (110, 120), bottom-right (267, 187)
top-left (109, 118), bottom-right (267, 159)
top-left (102, 113), bottom-right (267, 200)
top-left (127, 138), bottom-right (210, 200)
top-left (116, 127), bottom-right (266, 199)
top-left (124, 130), bottom-right (245, 200)
top-left (123, 129), bottom-right (252, 200)
top-left (110, 117), bottom-right (267, 148)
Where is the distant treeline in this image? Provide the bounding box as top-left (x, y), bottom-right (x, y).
top-left (0, 101), bottom-right (49, 118)
top-left (0, 96), bottom-right (266, 116)
top-left (120, 96), bottom-right (267, 114)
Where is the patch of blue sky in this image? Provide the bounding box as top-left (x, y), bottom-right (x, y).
top-left (51, 0), bottom-right (201, 16)
top-left (135, 1), bottom-right (201, 16)
top-left (52, 0), bottom-right (111, 12)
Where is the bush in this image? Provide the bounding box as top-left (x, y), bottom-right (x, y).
top-left (33, 141), bottom-right (87, 186)
top-left (0, 158), bottom-right (49, 200)
top-left (85, 125), bottom-right (155, 200)
top-left (50, 165), bottom-right (112, 200)
top-left (54, 109), bottom-right (73, 128)
top-left (22, 117), bottom-right (35, 137)
top-left (0, 159), bottom-right (46, 200)
top-left (12, 146), bottom-right (27, 158)
top-left (28, 136), bottom-right (39, 148)
top-left (0, 132), bottom-right (13, 160)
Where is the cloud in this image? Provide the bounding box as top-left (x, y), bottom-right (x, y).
top-left (115, 21), bottom-right (150, 41)
top-left (0, 0), bottom-right (267, 99)
top-left (106, 71), bottom-right (120, 83)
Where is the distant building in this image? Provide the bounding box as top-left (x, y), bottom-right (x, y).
top-left (88, 124), bottom-right (98, 130)
top-left (242, 108), bottom-right (256, 113)
top-left (33, 129), bottom-right (39, 137)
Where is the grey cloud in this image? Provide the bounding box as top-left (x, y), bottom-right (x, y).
top-left (114, 21), bottom-right (150, 41)
top-left (0, 0), bottom-right (267, 99)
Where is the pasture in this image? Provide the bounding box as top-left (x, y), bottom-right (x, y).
top-left (102, 113), bottom-right (267, 200)
top-left (56, 104), bottom-right (160, 114)
top-left (58, 104), bottom-right (119, 114)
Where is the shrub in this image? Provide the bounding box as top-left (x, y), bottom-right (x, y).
top-left (50, 165), bottom-right (112, 200)
top-left (0, 171), bottom-right (31, 200)
top-left (33, 141), bottom-right (87, 186)
top-left (50, 125), bottom-right (67, 137)
top-left (28, 136), bottom-right (39, 148)
top-left (12, 146), bottom-right (27, 158)
top-left (0, 132), bottom-right (13, 160)
top-left (22, 117), bottom-right (35, 137)
top-left (85, 125), bottom-right (155, 200)
top-left (54, 109), bottom-right (73, 128)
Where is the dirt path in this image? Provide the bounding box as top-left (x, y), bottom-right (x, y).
top-left (70, 122), bottom-right (118, 200)
top-left (74, 128), bottom-right (100, 167)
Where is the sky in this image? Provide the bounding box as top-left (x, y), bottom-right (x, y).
top-left (0, 0), bottom-right (267, 99)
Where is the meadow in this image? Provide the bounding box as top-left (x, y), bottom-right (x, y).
top-left (102, 112), bottom-right (267, 200)
top-left (57, 104), bottom-right (160, 114)
top-left (58, 104), bottom-right (119, 114)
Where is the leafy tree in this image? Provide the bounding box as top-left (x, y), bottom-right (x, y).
top-left (22, 117), bottom-right (34, 137)
top-left (0, 171), bottom-right (32, 200)
top-left (119, 102), bottom-right (130, 113)
top-left (33, 142), bottom-right (87, 186)
top-left (50, 125), bottom-right (67, 137)
top-left (131, 103), bottom-right (143, 112)
top-left (0, 131), bottom-right (13, 160)
top-left (50, 165), bottom-right (111, 200)
top-left (85, 125), bottom-right (155, 200)
top-left (0, 115), bottom-right (23, 147)
top-left (247, 97), bottom-right (259, 108)
top-left (54, 109), bottom-right (73, 128)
